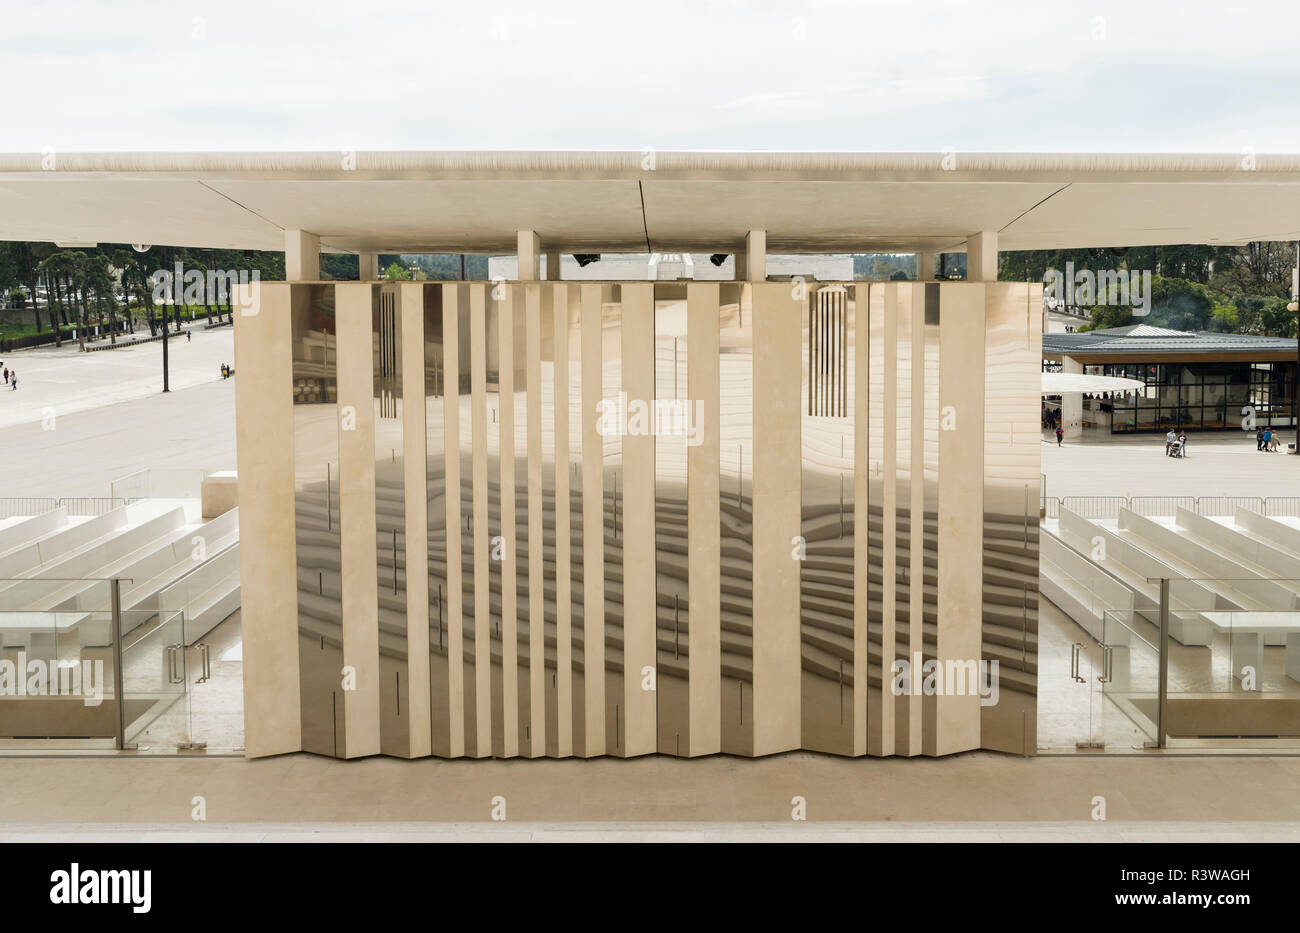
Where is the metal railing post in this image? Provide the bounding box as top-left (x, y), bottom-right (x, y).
top-left (111, 577), bottom-right (126, 750)
top-left (1157, 577), bottom-right (1170, 749)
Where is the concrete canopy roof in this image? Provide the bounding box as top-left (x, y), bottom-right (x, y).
top-left (1043, 327), bottom-right (1298, 363)
top-left (2, 151), bottom-right (1300, 255)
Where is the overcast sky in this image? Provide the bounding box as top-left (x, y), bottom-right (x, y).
top-left (4, 0), bottom-right (1299, 153)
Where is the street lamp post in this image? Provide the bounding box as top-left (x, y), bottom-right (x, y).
top-left (161, 246), bottom-right (170, 393)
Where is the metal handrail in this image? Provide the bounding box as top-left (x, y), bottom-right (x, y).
top-left (1043, 494), bottom-right (1300, 519)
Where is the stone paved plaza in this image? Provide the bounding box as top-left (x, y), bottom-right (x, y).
top-left (1042, 428), bottom-right (1300, 500)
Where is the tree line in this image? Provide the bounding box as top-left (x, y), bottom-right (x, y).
top-left (0, 242), bottom-right (291, 349)
top-left (998, 243), bottom-right (1297, 336)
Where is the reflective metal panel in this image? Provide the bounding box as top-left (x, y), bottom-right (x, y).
top-left (425, 285), bottom-right (451, 757)
top-left (580, 284), bottom-right (606, 757)
top-left (917, 284), bottom-right (940, 753)
top-left (526, 285), bottom-right (546, 756)
top-left (719, 283), bottom-right (753, 756)
top-left (800, 285), bottom-right (856, 755)
top-left (292, 284), bottom-right (343, 757)
top-left (982, 283), bottom-right (1041, 754)
top-left (601, 288), bottom-right (626, 755)
top-left (893, 284), bottom-right (914, 755)
top-left (540, 286), bottom-right (560, 756)
top-left (567, 287), bottom-right (585, 753)
top-left (458, 286), bottom-right (479, 757)
top-left (655, 284), bottom-right (690, 755)
top-left (486, 288), bottom-right (505, 756)
top-left (512, 287), bottom-right (533, 756)
top-left (374, 285), bottom-right (409, 757)
top-left (865, 283), bottom-right (887, 755)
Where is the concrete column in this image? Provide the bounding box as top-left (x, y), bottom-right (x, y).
top-left (621, 283), bottom-right (657, 756)
top-left (931, 282), bottom-right (985, 755)
top-left (233, 282), bottom-right (302, 757)
top-left (917, 252), bottom-right (935, 282)
top-left (517, 230), bottom-right (541, 281)
top-left (544, 250), bottom-right (562, 281)
top-left (358, 253), bottom-right (379, 281)
top-left (751, 283), bottom-right (802, 756)
top-left (1062, 355), bottom-right (1084, 441)
top-left (284, 230), bottom-right (320, 281)
top-left (966, 231), bottom-right (998, 283)
top-left (335, 283), bottom-right (381, 758)
top-left (745, 230), bottom-right (766, 282)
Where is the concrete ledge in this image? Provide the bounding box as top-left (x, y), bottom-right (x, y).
top-left (201, 470), bottom-right (238, 519)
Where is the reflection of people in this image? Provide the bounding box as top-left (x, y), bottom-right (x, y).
top-left (1055, 425), bottom-right (1063, 447)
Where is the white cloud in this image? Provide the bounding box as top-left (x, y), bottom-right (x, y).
top-left (1, 0), bottom-right (1298, 151)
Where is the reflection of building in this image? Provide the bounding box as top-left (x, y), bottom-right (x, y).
top-left (1043, 325), bottom-right (1297, 438)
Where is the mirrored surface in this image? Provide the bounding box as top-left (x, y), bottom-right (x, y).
top-left (567, 287), bottom-right (585, 753)
top-left (425, 284), bottom-right (451, 756)
top-left (374, 285), bottom-right (409, 757)
top-left (719, 283), bottom-right (753, 756)
top-left (655, 284), bottom-right (690, 755)
top-left (540, 287), bottom-right (560, 756)
top-left (800, 285), bottom-right (856, 755)
top-left (292, 284), bottom-right (343, 757)
top-left (457, 286), bottom-right (479, 757)
top-left (918, 283), bottom-right (940, 752)
top-left (601, 287), bottom-right (626, 754)
top-left (982, 284), bottom-right (1040, 754)
top-left (894, 285), bottom-right (914, 754)
top-left (865, 283), bottom-right (886, 754)
top-left (486, 289), bottom-right (505, 756)
top-left (511, 287), bottom-right (533, 756)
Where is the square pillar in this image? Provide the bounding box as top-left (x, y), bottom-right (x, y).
top-left (917, 252), bottom-right (935, 282)
top-left (284, 230), bottom-right (320, 282)
top-left (517, 230), bottom-right (541, 281)
top-left (1061, 355), bottom-right (1084, 441)
top-left (966, 231), bottom-right (998, 283)
top-left (745, 230), bottom-right (766, 282)
top-left (233, 282), bottom-right (301, 757)
top-left (358, 252), bottom-right (379, 281)
top-left (544, 250), bottom-right (562, 281)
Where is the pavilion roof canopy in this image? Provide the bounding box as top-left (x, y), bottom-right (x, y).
top-left (2, 150), bottom-right (1300, 255)
top-left (1043, 326), bottom-right (1298, 363)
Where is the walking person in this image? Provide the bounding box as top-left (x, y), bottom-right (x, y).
top-left (1264, 428), bottom-right (1274, 452)
top-left (1257, 428), bottom-right (1265, 450)
top-left (1178, 430), bottom-right (1188, 457)
top-left (1055, 425), bottom-right (1063, 447)
top-left (1166, 428), bottom-right (1177, 456)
